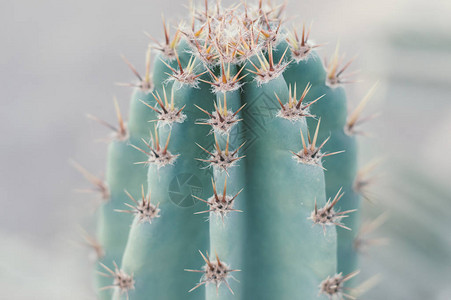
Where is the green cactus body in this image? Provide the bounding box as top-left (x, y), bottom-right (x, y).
top-left (238, 75), bottom-right (336, 299)
top-left (96, 89), bottom-right (155, 298)
top-left (206, 87), bottom-right (246, 299)
top-left (283, 45), bottom-right (361, 281)
top-left (83, 2), bottom-right (375, 299)
top-left (119, 79), bottom-right (216, 300)
top-left (308, 85), bottom-right (360, 280)
top-left (96, 49), bottom-right (183, 298)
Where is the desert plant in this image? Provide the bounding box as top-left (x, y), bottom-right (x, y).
top-left (77, 1), bottom-right (378, 299)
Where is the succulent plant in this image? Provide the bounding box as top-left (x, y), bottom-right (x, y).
top-left (77, 1), bottom-right (379, 299)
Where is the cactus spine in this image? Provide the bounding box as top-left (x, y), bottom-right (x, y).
top-left (78, 1), bottom-right (378, 299)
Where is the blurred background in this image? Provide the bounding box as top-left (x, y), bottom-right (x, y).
top-left (1, 0), bottom-right (450, 299)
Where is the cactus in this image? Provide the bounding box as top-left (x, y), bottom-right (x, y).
top-left (78, 1), bottom-right (379, 299)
